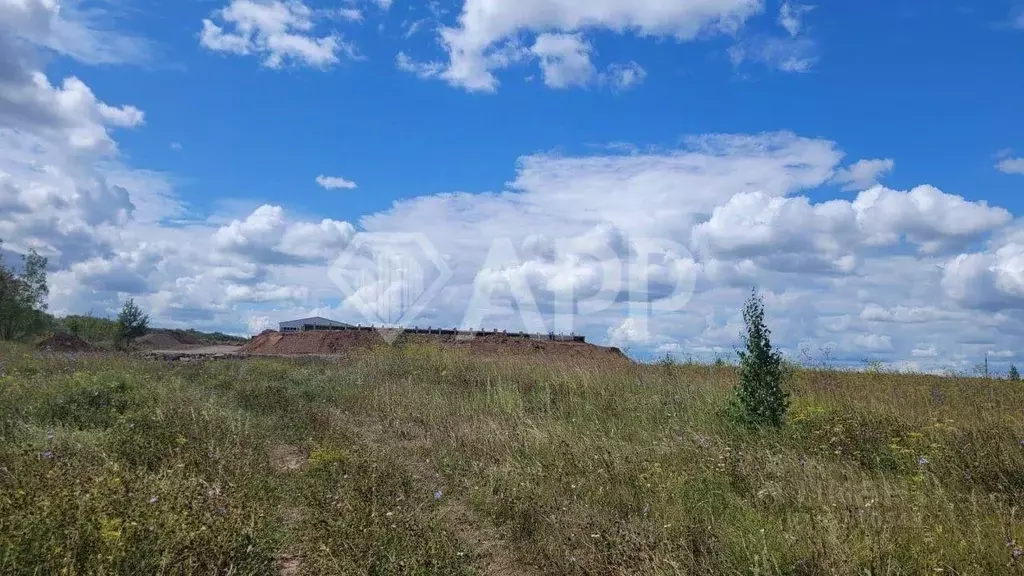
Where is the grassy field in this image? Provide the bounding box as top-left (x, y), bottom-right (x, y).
top-left (1, 342), bottom-right (1023, 575)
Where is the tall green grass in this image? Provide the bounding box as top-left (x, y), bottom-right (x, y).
top-left (1, 342), bottom-right (1022, 574)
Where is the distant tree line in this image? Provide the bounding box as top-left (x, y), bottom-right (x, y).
top-left (0, 239), bottom-right (245, 348)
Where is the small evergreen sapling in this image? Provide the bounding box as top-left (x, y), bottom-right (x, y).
top-left (731, 288), bottom-right (790, 428)
top-left (116, 298), bottom-right (149, 349)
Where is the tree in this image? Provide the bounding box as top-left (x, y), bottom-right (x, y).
top-left (61, 312), bottom-right (119, 344)
top-left (116, 298), bottom-right (149, 349)
top-left (66, 315), bottom-right (81, 338)
top-left (1009, 364), bottom-right (1020, 381)
top-left (0, 239), bottom-right (49, 340)
top-left (731, 288), bottom-right (790, 428)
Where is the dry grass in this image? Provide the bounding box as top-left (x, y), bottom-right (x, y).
top-left (1, 342), bottom-right (1022, 574)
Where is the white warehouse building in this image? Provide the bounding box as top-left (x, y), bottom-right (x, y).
top-left (278, 317), bottom-right (354, 332)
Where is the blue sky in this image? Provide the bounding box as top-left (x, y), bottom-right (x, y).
top-left (58, 0), bottom-right (1024, 217)
top-left (2, 0), bottom-right (1024, 370)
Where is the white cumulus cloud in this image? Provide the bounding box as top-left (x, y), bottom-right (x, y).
top-left (942, 230), bottom-right (1024, 311)
top-left (435, 0), bottom-right (762, 91)
top-left (0, 0), bottom-right (151, 65)
top-left (600, 61), bottom-right (647, 91)
top-left (531, 33), bottom-right (595, 89)
top-left (996, 156), bottom-right (1024, 175)
top-left (247, 315), bottom-right (275, 334)
top-left (211, 204), bottom-right (356, 264)
top-left (831, 158), bottom-right (894, 191)
top-left (200, 0), bottom-right (356, 68)
top-left (316, 174), bottom-right (358, 190)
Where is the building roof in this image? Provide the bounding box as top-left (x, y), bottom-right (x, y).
top-left (278, 316), bottom-right (353, 328)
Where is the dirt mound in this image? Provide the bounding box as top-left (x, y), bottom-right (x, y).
top-left (36, 332), bottom-right (94, 352)
top-left (239, 329), bottom-right (381, 355)
top-left (168, 330), bottom-right (202, 345)
top-left (239, 330), bottom-right (280, 353)
top-left (136, 333), bottom-right (187, 350)
top-left (238, 330), bottom-right (631, 365)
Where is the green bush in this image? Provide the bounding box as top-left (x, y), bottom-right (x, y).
top-left (41, 372), bottom-right (135, 429)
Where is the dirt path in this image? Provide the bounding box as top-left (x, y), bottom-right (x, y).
top-left (335, 411), bottom-right (544, 576)
top-left (270, 444), bottom-right (306, 576)
top-left (437, 500), bottom-right (540, 576)
top-left (142, 345), bottom-right (243, 361)
top-left (270, 444), bottom-right (306, 473)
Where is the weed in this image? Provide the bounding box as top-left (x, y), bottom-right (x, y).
top-left (1, 341), bottom-right (1023, 574)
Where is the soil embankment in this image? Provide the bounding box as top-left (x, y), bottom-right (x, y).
top-left (137, 331), bottom-right (244, 360)
top-left (136, 333), bottom-right (186, 350)
top-left (35, 332), bottom-right (95, 352)
top-left (239, 330), bottom-right (631, 365)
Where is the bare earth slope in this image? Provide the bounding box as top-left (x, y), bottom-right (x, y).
top-left (35, 332), bottom-right (94, 352)
top-left (239, 330), bottom-right (631, 365)
top-left (136, 333), bottom-right (186, 350)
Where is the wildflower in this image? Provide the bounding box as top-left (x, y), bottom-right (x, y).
top-left (917, 456), bottom-right (929, 466)
top-left (41, 450), bottom-right (54, 460)
top-left (799, 455), bottom-right (807, 467)
top-left (1018, 439), bottom-right (1024, 448)
top-left (433, 489), bottom-right (443, 500)
top-left (149, 496), bottom-right (159, 504)
top-left (1008, 539), bottom-right (1024, 562)
top-left (46, 430), bottom-right (54, 442)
